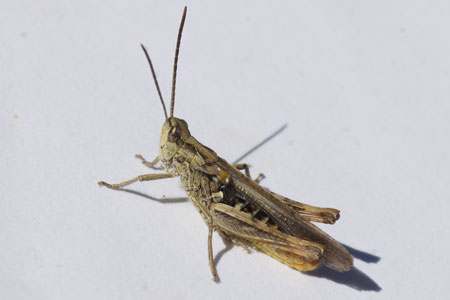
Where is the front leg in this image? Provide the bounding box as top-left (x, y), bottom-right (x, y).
top-left (98, 172), bottom-right (177, 190)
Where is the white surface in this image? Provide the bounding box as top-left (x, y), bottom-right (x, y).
top-left (2, 1), bottom-right (450, 299)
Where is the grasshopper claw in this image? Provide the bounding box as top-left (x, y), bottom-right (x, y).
top-left (98, 181), bottom-right (113, 189)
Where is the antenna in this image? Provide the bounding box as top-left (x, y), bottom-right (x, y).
top-left (170, 6), bottom-right (187, 118)
top-left (141, 44), bottom-right (168, 120)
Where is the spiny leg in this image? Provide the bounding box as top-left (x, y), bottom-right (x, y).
top-left (210, 203), bottom-right (323, 272)
top-left (135, 154), bottom-right (163, 170)
top-left (98, 172), bottom-right (177, 190)
top-left (233, 163), bottom-right (265, 183)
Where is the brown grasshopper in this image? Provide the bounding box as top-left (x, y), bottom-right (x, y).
top-left (98, 6), bottom-right (353, 282)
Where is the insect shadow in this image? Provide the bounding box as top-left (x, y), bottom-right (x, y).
top-left (118, 188), bottom-right (188, 204)
top-left (117, 123), bottom-right (381, 290)
top-left (232, 123), bottom-right (288, 164)
top-left (304, 242), bottom-right (382, 291)
top-left (306, 264), bottom-right (382, 292)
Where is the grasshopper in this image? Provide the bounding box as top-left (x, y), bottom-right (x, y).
top-left (98, 7), bottom-right (353, 282)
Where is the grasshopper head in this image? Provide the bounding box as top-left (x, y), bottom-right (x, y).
top-left (141, 8), bottom-right (192, 165)
top-left (159, 117), bottom-right (191, 161)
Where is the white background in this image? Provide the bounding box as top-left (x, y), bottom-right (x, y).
top-left (2, 1), bottom-right (450, 299)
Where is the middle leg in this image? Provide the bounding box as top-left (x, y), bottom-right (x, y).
top-left (135, 154), bottom-right (163, 170)
top-left (208, 223), bottom-right (219, 282)
top-left (233, 163), bottom-right (265, 183)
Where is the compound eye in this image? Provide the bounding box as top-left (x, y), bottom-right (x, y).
top-left (168, 126), bottom-right (181, 142)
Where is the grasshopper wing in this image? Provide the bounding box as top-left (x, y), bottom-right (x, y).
top-left (268, 191), bottom-right (340, 224)
top-left (210, 203), bottom-right (325, 271)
